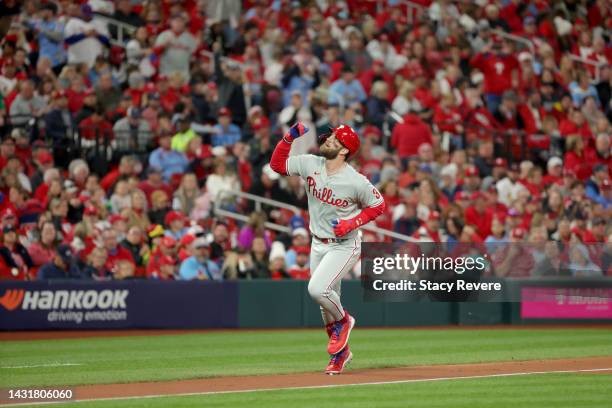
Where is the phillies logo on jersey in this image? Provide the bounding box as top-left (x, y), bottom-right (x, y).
top-left (306, 176), bottom-right (350, 208)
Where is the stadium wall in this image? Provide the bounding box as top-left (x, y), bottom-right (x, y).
top-left (1, 280), bottom-right (610, 330)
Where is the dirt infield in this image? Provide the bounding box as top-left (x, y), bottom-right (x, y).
top-left (1, 356), bottom-right (610, 405)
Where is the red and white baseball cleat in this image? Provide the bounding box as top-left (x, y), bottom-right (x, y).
top-left (327, 311), bottom-right (355, 355)
top-left (325, 345), bottom-right (353, 375)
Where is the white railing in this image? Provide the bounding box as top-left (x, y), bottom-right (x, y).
top-left (491, 29), bottom-right (535, 55)
top-left (569, 55), bottom-right (607, 82)
top-left (93, 14), bottom-right (137, 46)
top-left (214, 189), bottom-right (416, 242)
top-left (396, 1), bottom-right (427, 24)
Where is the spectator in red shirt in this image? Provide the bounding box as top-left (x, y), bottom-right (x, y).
top-left (138, 166), bottom-right (173, 206)
top-left (491, 227), bottom-right (534, 277)
top-left (391, 108), bottom-right (433, 164)
top-left (470, 39), bottom-right (519, 113)
top-left (101, 228), bottom-right (135, 278)
top-left (78, 105), bottom-right (114, 143)
top-left (564, 135), bottom-right (593, 181)
top-left (464, 192), bottom-right (494, 240)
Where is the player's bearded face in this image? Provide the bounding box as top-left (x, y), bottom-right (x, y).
top-left (320, 134), bottom-right (345, 160)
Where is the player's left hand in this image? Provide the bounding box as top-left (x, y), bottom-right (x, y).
top-left (331, 218), bottom-right (356, 237)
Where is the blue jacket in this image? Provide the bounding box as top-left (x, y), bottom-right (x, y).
top-left (148, 147), bottom-right (189, 182)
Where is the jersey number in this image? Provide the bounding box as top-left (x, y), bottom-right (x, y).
top-left (372, 188), bottom-right (381, 199)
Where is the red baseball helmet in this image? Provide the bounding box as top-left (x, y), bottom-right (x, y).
top-left (333, 125), bottom-right (360, 156)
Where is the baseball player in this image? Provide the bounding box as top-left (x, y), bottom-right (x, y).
top-left (270, 123), bottom-right (385, 374)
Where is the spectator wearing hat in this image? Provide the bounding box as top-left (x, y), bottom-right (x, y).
top-left (170, 115), bottom-right (197, 153)
top-left (0, 225), bottom-right (33, 280)
top-left (73, 88), bottom-right (98, 125)
top-left (146, 234), bottom-right (177, 279)
top-left (101, 228), bottom-right (135, 278)
top-left (268, 241), bottom-right (289, 279)
top-left (543, 157), bottom-right (563, 185)
top-left (490, 227), bottom-right (535, 277)
top-left (164, 210), bottom-right (187, 241)
top-left (287, 245), bottom-right (310, 280)
top-left (27, 221), bottom-right (59, 268)
top-left (78, 105), bottom-right (114, 151)
top-left (0, 58), bottom-right (18, 96)
top-left (149, 133), bottom-right (189, 182)
top-left (192, 81), bottom-right (220, 124)
top-left (470, 38), bottom-right (519, 113)
top-left (113, 107), bottom-right (153, 157)
top-left (38, 244), bottom-right (83, 280)
top-left (212, 107), bottom-right (242, 147)
top-left (154, 14), bottom-right (197, 81)
top-left (493, 91), bottom-right (523, 134)
top-left (149, 255), bottom-right (177, 280)
top-left (179, 237), bottom-right (221, 280)
top-left (279, 225), bottom-right (307, 267)
top-left (496, 163), bottom-right (528, 207)
top-left (247, 116), bottom-right (274, 175)
top-left (64, 4), bottom-right (110, 68)
top-left (461, 165), bottom-right (482, 195)
top-left (586, 164), bottom-right (611, 208)
top-left (25, 3), bottom-right (65, 71)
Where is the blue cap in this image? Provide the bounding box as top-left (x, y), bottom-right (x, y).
top-left (290, 215), bottom-right (305, 230)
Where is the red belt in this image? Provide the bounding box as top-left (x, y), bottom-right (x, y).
top-left (313, 235), bottom-right (348, 244)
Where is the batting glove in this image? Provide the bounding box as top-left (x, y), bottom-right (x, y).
top-left (284, 122), bottom-right (309, 142)
top-left (331, 218), bottom-right (357, 237)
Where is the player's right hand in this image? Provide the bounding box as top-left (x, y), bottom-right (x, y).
top-left (288, 122), bottom-right (309, 140)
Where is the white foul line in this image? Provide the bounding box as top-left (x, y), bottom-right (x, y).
top-left (2, 367), bottom-right (612, 407)
top-left (0, 363), bottom-right (82, 369)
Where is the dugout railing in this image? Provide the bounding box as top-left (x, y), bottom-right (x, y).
top-left (213, 188), bottom-right (418, 243)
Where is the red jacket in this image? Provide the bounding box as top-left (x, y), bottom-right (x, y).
top-left (78, 117), bottom-right (114, 141)
top-left (391, 114), bottom-right (433, 158)
top-left (465, 206), bottom-right (493, 240)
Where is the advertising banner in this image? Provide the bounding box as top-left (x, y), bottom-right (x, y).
top-left (521, 287), bottom-right (612, 319)
top-left (0, 281), bottom-right (238, 330)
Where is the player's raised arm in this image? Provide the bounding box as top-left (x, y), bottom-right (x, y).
top-left (269, 122), bottom-right (309, 176)
top-left (332, 182), bottom-right (386, 238)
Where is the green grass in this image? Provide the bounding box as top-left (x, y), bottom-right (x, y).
top-left (1, 328), bottom-right (611, 389)
top-left (13, 373), bottom-right (612, 408)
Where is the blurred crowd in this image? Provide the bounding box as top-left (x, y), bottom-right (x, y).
top-left (0, 0), bottom-right (610, 281)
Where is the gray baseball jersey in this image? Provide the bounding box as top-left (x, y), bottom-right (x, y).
top-left (287, 154), bottom-right (383, 238)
